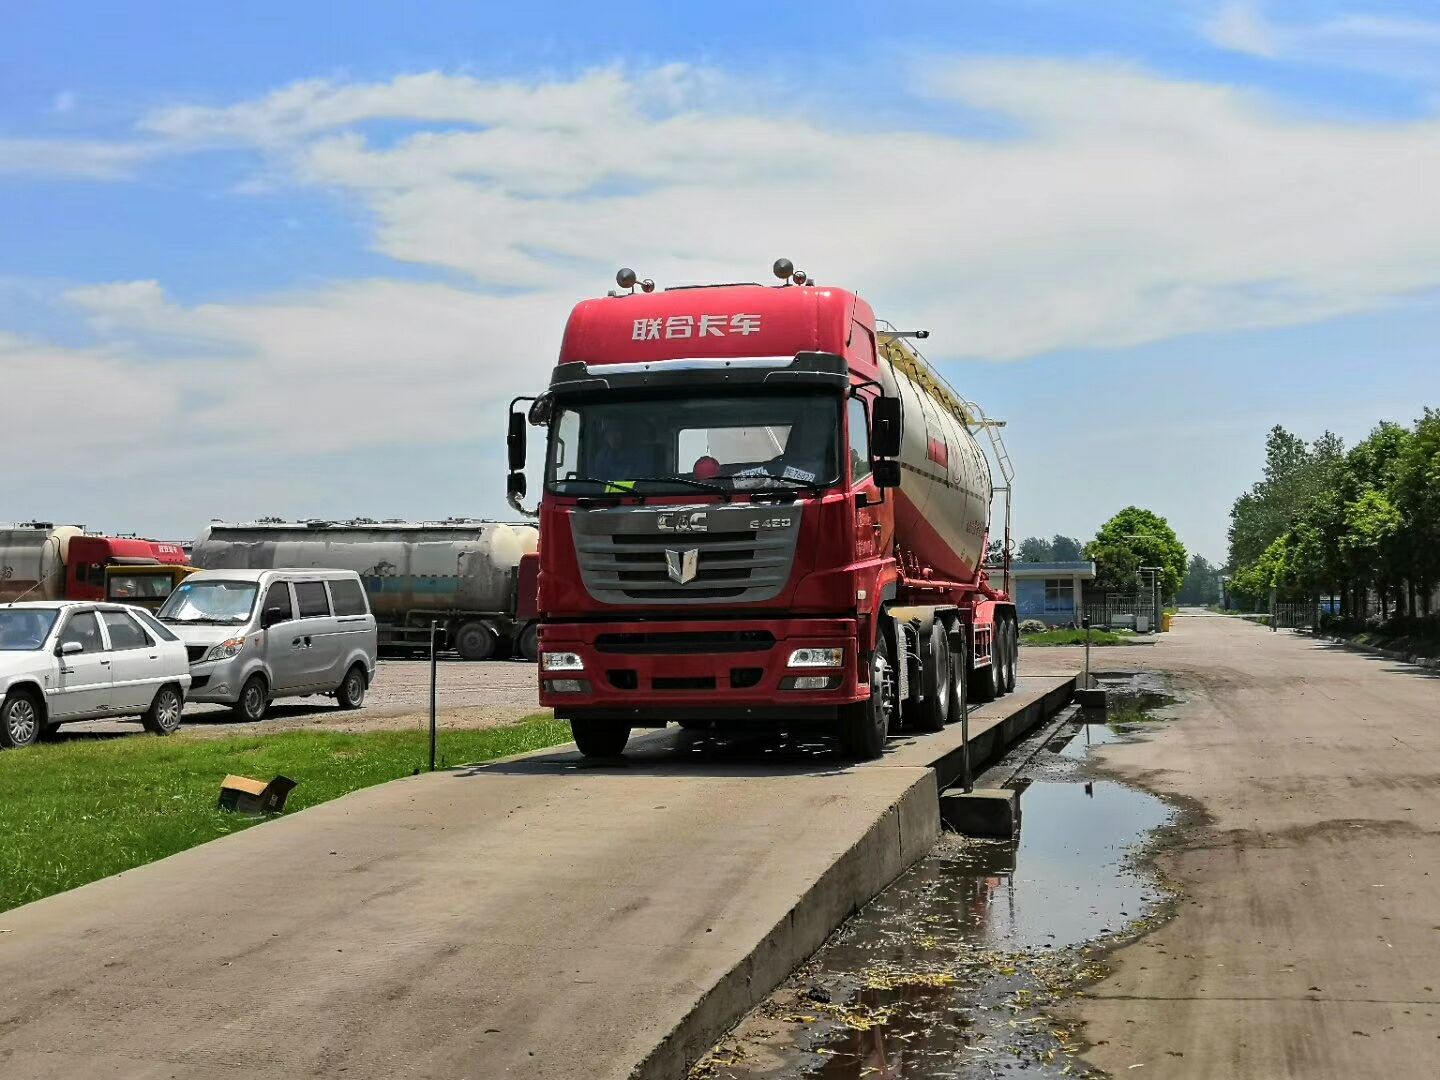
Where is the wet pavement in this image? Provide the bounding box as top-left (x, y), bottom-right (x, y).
top-left (694, 674), bottom-right (1181, 1080)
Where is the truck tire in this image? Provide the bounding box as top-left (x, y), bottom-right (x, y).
top-left (913, 621), bottom-right (951, 733)
top-left (0, 688), bottom-right (42, 749)
top-left (970, 628), bottom-right (1000, 704)
top-left (455, 621), bottom-right (496, 662)
top-left (571, 718), bottom-right (630, 758)
top-left (141, 684), bottom-right (184, 735)
top-left (1004, 615), bottom-right (1019, 693)
top-left (516, 623), bottom-right (540, 663)
top-left (839, 632), bottom-right (896, 760)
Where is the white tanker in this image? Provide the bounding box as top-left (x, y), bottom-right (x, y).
top-left (192, 519), bottom-right (540, 661)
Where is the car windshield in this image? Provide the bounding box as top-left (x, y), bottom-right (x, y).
top-left (157, 580), bottom-right (258, 624)
top-left (0, 609), bottom-right (60, 650)
top-left (546, 391), bottom-right (842, 496)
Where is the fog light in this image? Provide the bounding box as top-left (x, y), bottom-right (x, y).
top-left (782, 675), bottom-right (841, 691)
top-left (545, 679), bottom-right (589, 694)
top-left (787, 647), bottom-right (843, 668)
top-left (542, 651), bottom-right (585, 672)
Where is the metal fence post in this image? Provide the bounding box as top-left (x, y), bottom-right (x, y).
top-left (429, 620), bottom-right (438, 772)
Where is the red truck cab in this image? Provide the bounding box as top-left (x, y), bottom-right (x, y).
top-left (65, 536), bottom-right (189, 601)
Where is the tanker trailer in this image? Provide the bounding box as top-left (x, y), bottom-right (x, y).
top-left (0, 523), bottom-right (83, 602)
top-left (507, 260), bottom-right (1018, 759)
top-left (192, 520), bottom-right (540, 661)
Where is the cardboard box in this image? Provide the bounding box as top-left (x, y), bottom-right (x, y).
top-left (218, 774), bottom-right (298, 815)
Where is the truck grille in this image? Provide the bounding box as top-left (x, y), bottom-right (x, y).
top-left (570, 506), bottom-right (801, 606)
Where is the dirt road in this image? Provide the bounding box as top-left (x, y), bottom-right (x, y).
top-left (1064, 612), bottom-right (1440, 1077)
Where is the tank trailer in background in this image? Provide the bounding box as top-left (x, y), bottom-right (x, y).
top-left (0, 523), bottom-right (191, 608)
top-left (508, 259), bottom-right (1017, 758)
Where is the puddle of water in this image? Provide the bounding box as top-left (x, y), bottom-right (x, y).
top-left (696, 675), bottom-right (1180, 1080)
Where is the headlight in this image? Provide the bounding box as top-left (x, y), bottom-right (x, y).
top-left (787, 647), bottom-right (844, 668)
top-left (202, 638), bottom-right (246, 662)
top-left (542, 651), bottom-right (585, 672)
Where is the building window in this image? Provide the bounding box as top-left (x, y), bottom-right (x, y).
top-left (1044, 578), bottom-right (1074, 612)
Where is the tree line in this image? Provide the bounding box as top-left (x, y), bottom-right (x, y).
top-left (1226, 412), bottom-right (1440, 623)
top-left (1012, 508), bottom-right (1192, 603)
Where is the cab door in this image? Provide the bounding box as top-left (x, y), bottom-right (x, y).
top-left (50, 610), bottom-right (113, 719)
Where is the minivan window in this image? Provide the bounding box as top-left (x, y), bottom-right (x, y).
top-left (262, 581), bottom-right (293, 623)
top-left (329, 578), bottom-right (369, 617)
top-left (294, 581), bottom-right (331, 619)
top-left (102, 610), bottom-right (152, 651)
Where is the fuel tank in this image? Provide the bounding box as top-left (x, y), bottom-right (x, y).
top-left (192, 520), bottom-right (538, 618)
top-left (879, 340), bottom-right (994, 585)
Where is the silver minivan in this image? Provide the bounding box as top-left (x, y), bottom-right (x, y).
top-left (157, 569), bottom-right (378, 721)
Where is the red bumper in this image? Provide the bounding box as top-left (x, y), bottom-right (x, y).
top-left (537, 617), bottom-right (864, 724)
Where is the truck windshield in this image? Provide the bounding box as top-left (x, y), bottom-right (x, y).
top-left (107, 572), bottom-right (178, 601)
top-left (0, 609), bottom-right (59, 651)
top-left (546, 392), bottom-right (842, 496)
top-left (157, 580), bottom-right (258, 624)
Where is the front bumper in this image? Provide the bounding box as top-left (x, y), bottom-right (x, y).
top-left (538, 616), bottom-right (864, 724)
top-left (183, 654), bottom-right (252, 706)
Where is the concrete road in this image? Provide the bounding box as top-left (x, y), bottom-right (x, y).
top-left (1063, 612), bottom-right (1440, 1078)
top-left (0, 676), bottom-right (1070, 1079)
top-left (57, 657), bottom-right (543, 741)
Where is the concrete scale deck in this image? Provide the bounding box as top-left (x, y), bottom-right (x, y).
top-left (0, 675), bottom-right (1074, 1080)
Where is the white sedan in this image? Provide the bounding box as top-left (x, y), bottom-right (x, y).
top-left (0, 601), bottom-right (192, 749)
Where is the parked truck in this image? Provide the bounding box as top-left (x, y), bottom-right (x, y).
top-left (506, 259), bottom-right (1017, 759)
top-left (0, 523), bottom-right (191, 604)
top-left (191, 519), bottom-right (541, 661)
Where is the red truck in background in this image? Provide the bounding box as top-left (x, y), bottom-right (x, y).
top-left (0, 523), bottom-right (190, 604)
top-left (507, 260), bottom-right (1018, 759)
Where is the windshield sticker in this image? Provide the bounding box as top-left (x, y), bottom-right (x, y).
top-left (782, 466), bottom-right (817, 482)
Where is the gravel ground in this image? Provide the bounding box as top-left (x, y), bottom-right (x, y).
top-left (54, 658), bottom-right (545, 742)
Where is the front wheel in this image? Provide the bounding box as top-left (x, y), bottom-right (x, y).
top-left (336, 664), bottom-right (367, 709)
top-left (839, 632), bottom-right (896, 760)
top-left (571, 718), bottom-right (630, 758)
top-left (0, 689), bottom-right (42, 749)
top-left (232, 674), bottom-right (269, 722)
top-left (141, 684), bottom-right (184, 735)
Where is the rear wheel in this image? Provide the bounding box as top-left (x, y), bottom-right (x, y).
top-left (1004, 615), bottom-right (1019, 693)
top-left (0, 689), bottom-right (42, 749)
top-left (141, 684), bottom-right (184, 735)
top-left (516, 623), bottom-right (540, 663)
top-left (970, 627), bottom-right (1000, 703)
top-left (913, 622), bottom-right (952, 733)
top-left (839, 630), bottom-right (896, 759)
top-left (571, 718), bottom-right (630, 758)
top-left (232, 674), bottom-right (269, 722)
top-left (455, 621), bottom-right (496, 662)
top-left (336, 664), bottom-right (367, 709)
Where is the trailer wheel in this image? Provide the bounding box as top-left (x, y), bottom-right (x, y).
top-left (839, 631), bottom-right (896, 760)
top-left (571, 718), bottom-right (630, 758)
top-left (516, 623), bottom-right (540, 664)
top-left (1004, 615), bottom-right (1019, 693)
top-left (913, 622), bottom-right (951, 733)
top-left (455, 621), bottom-right (497, 662)
top-left (970, 629), bottom-right (1000, 704)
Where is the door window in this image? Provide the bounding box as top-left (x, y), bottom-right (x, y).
top-left (294, 581), bottom-right (332, 618)
top-left (262, 582), bottom-right (294, 623)
top-left (101, 610), bottom-right (153, 650)
top-left (59, 612), bottom-right (105, 653)
top-left (848, 397), bottom-right (872, 482)
top-left (328, 578), bottom-right (369, 616)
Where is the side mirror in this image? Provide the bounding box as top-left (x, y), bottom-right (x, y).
top-left (871, 397), bottom-right (902, 458)
top-left (872, 459), bottom-right (901, 489)
top-left (262, 606), bottom-right (287, 629)
top-left (507, 471), bottom-right (528, 501)
top-left (58, 640), bottom-right (84, 656)
top-left (527, 394), bottom-right (554, 426)
top-left (507, 411), bottom-right (527, 471)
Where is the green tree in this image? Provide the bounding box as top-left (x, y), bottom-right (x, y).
top-left (1049, 535), bottom-right (1085, 562)
top-left (1017, 536), bottom-right (1052, 562)
top-left (1085, 507), bottom-right (1187, 599)
top-left (1179, 554), bottom-right (1221, 605)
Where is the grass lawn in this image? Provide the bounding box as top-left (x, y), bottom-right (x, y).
top-left (1020, 628), bottom-right (1143, 646)
top-left (0, 716), bottom-right (571, 914)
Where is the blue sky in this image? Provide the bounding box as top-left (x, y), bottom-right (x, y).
top-left (2, 1), bottom-right (1439, 560)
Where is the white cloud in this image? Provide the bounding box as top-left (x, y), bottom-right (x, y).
top-left (1201, 2), bottom-right (1440, 79)
top-left (0, 137), bottom-right (161, 178)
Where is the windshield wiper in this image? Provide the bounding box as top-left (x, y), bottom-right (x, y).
top-left (632, 476), bottom-right (732, 501)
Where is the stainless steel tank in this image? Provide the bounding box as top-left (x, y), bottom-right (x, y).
top-left (0, 524), bottom-right (82, 602)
